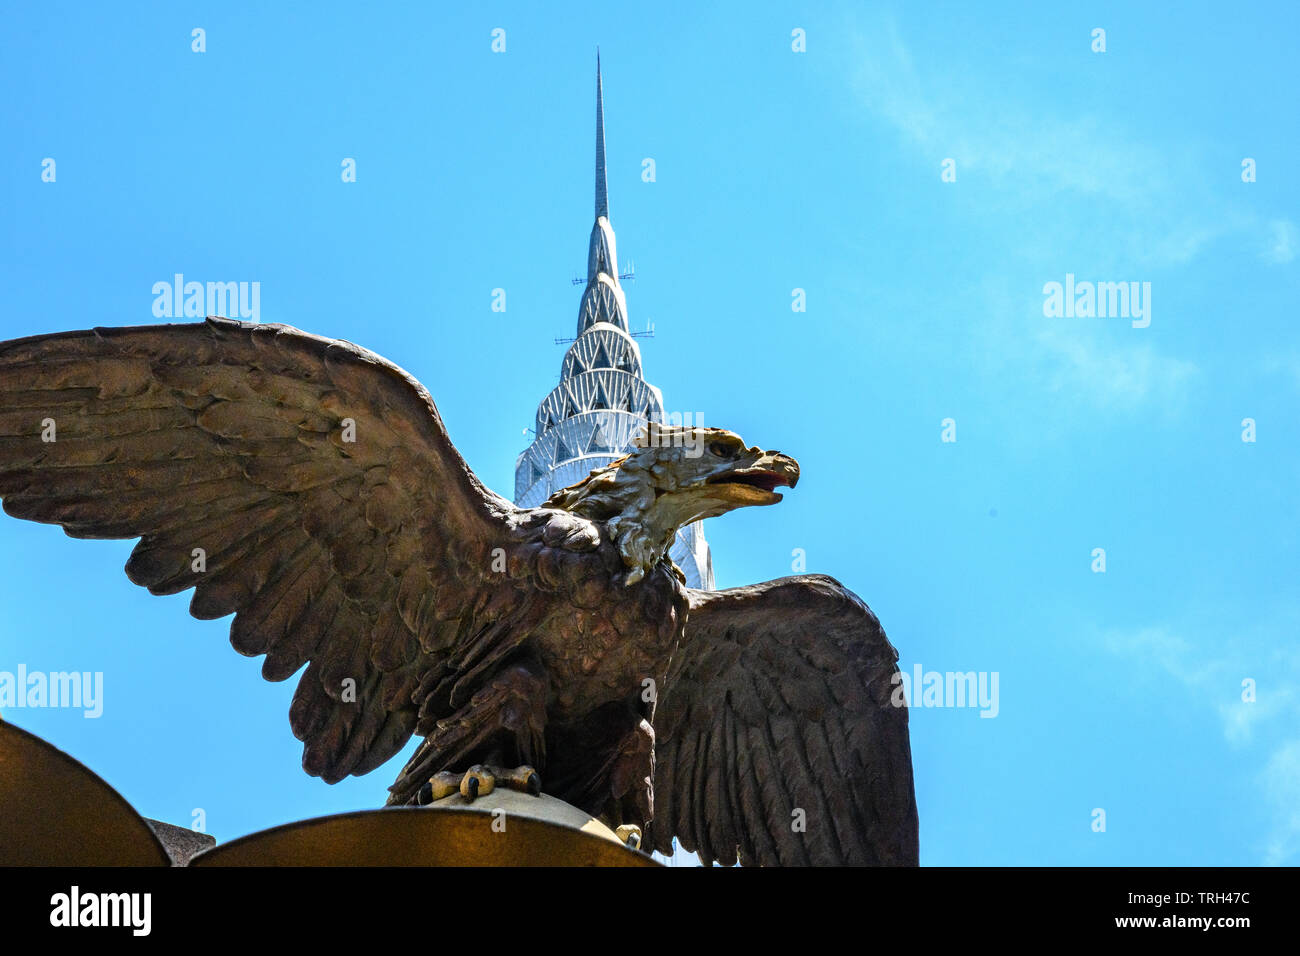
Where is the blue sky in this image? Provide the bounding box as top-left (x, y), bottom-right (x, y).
top-left (1, 1), bottom-right (1297, 865)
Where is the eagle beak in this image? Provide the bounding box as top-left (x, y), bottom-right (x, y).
top-left (704, 451), bottom-right (801, 506)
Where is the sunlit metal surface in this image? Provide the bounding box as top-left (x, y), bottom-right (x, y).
top-left (192, 792), bottom-right (660, 867)
top-left (0, 720), bottom-right (171, 866)
top-left (1, 723), bottom-right (657, 866)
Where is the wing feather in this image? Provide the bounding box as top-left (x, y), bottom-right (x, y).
top-left (0, 318), bottom-right (524, 784)
top-left (649, 574), bottom-right (919, 866)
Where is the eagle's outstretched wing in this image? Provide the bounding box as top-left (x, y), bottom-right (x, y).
top-left (0, 318), bottom-right (530, 783)
top-left (648, 574), bottom-right (919, 866)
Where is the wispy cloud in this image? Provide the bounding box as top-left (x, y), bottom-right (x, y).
top-left (846, 16), bottom-right (1237, 270)
top-left (959, 276), bottom-right (1200, 421)
top-left (1261, 741), bottom-right (1300, 865)
top-left (1102, 614), bottom-right (1300, 864)
top-left (1035, 323), bottom-right (1199, 409)
top-left (1264, 352), bottom-right (1300, 391)
top-left (1263, 219), bottom-right (1297, 264)
top-left (1102, 626), bottom-right (1220, 688)
top-left (844, 15), bottom-right (1218, 418)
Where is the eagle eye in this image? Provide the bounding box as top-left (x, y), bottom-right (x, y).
top-left (709, 441), bottom-right (739, 459)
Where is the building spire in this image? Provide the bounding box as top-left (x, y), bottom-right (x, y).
top-left (595, 49), bottom-right (609, 220)
top-left (511, 56), bottom-right (715, 590)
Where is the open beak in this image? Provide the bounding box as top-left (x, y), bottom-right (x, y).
top-left (704, 452), bottom-right (800, 506)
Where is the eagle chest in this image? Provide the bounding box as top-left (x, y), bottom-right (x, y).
top-left (536, 561), bottom-right (686, 717)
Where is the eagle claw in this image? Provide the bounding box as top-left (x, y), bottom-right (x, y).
top-left (415, 765), bottom-right (541, 805)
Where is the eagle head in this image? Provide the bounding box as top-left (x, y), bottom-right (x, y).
top-left (544, 424), bottom-right (800, 584)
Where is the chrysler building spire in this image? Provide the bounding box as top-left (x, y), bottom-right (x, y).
top-left (513, 55), bottom-right (714, 590)
top-left (595, 50), bottom-right (609, 220)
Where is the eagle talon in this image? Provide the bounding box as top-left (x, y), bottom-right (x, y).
top-left (461, 765), bottom-right (495, 800)
top-left (416, 770), bottom-right (465, 804)
top-left (415, 765), bottom-right (540, 805)
top-left (500, 765), bottom-right (541, 796)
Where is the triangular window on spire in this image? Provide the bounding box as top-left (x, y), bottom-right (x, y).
top-left (593, 286), bottom-right (613, 323)
top-left (592, 340), bottom-right (612, 369)
top-left (530, 459), bottom-right (547, 486)
top-left (554, 434), bottom-right (573, 463)
top-left (593, 377), bottom-right (611, 410)
top-left (616, 347), bottom-right (633, 372)
top-left (586, 424), bottom-right (614, 455)
top-left (562, 392), bottom-right (578, 419)
top-left (621, 384), bottom-right (636, 412)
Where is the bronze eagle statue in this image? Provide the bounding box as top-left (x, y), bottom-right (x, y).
top-left (0, 317), bottom-right (919, 866)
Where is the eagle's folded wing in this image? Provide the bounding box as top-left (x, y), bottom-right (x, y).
top-left (648, 574), bottom-right (919, 866)
top-left (0, 318), bottom-right (525, 783)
